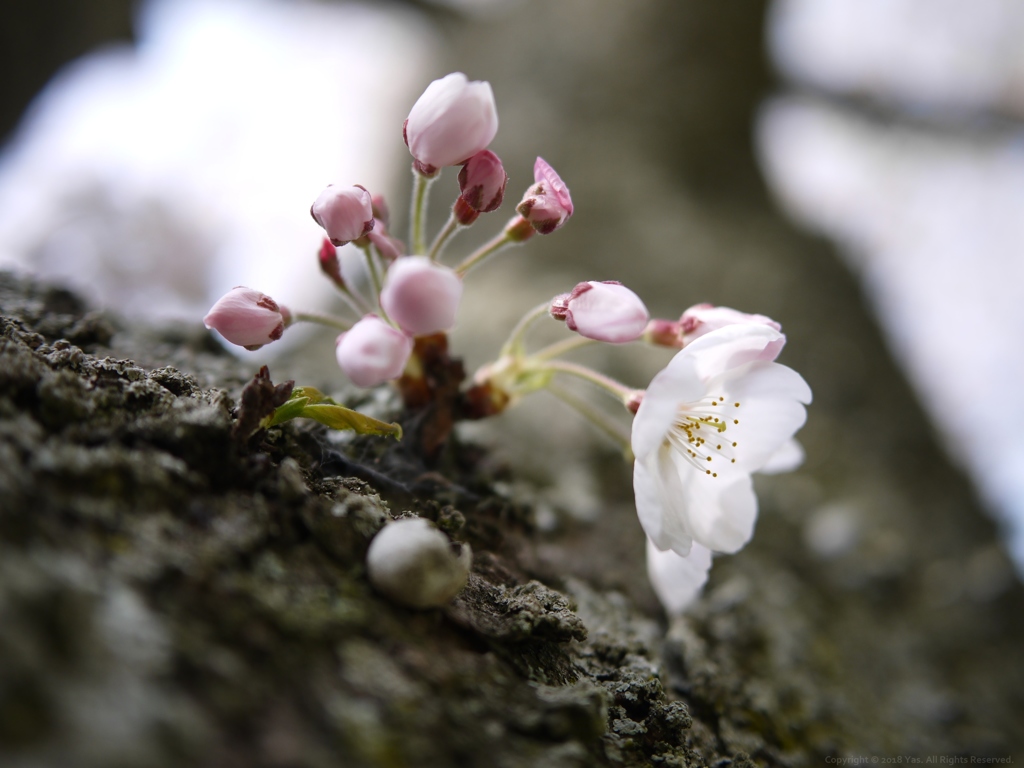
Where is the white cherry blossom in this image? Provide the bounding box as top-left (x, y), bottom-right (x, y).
top-left (632, 323), bottom-right (811, 557)
top-left (645, 537), bottom-right (713, 615)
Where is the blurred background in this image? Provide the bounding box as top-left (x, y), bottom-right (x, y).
top-left (2, 0), bottom-right (1023, 596)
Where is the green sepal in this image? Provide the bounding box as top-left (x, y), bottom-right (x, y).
top-left (512, 367), bottom-right (554, 395)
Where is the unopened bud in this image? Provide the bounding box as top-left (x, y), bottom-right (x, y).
top-left (371, 193), bottom-right (391, 229)
top-left (457, 150), bottom-right (507, 215)
top-left (367, 228), bottom-right (404, 263)
top-left (310, 184), bottom-right (375, 246)
top-left (515, 157), bottom-right (573, 235)
top-left (335, 315), bottom-right (413, 388)
top-left (404, 72), bottom-right (499, 174)
top-left (204, 287), bottom-right (288, 351)
top-left (380, 256), bottom-right (463, 336)
top-left (318, 238), bottom-right (345, 289)
top-left (558, 281), bottom-right (649, 344)
top-left (643, 318), bottom-right (684, 348)
top-left (679, 304), bottom-right (782, 342)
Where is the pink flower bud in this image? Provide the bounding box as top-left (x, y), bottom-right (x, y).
top-left (310, 184), bottom-right (374, 246)
top-left (680, 304), bottom-right (782, 341)
top-left (370, 193), bottom-right (391, 229)
top-left (553, 281), bottom-right (649, 344)
top-left (203, 287), bottom-right (288, 351)
top-left (335, 315), bottom-right (413, 388)
top-left (318, 238), bottom-right (345, 289)
top-left (679, 304), bottom-right (785, 361)
top-left (643, 318), bottom-right (684, 348)
top-left (367, 228), bottom-right (404, 263)
top-left (458, 150), bottom-right (507, 214)
top-left (380, 256), bottom-right (463, 336)
top-left (515, 157), bottom-right (573, 234)
top-left (403, 73), bottom-right (499, 175)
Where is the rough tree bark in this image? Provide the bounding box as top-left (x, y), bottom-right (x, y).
top-left (1, 271), bottom-right (1022, 768)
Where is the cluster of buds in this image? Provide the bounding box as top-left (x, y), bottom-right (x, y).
top-left (203, 72), bottom-right (811, 615)
top-left (205, 72), bottom-right (576, 388)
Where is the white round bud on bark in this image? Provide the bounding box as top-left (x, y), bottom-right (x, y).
top-left (366, 518), bottom-right (471, 608)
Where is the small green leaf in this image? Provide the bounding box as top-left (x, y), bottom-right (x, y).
top-left (264, 396), bottom-right (309, 428)
top-left (262, 386), bottom-right (399, 439)
top-left (300, 404), bottom-right (403, 440)
top-left (289, 386), bottom-right (337, 405)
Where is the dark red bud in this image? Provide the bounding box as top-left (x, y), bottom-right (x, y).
top-left (453, 197), bottom-right (480, 226)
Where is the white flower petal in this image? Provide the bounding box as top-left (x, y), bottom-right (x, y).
top-left (646, 537), bottom-right (712, 615)
top-left (632, 353), bottom-right (702, 461)
top-left (681, 305), bottom-right (782, 343)
top-left (631, 324), bottom-right (810, 560)
top-left (677, 322), bottom-right (787, 382)
top-left (725, 360), bottom-right (812, 405)
top-left (683, 471), bottom-right (758, 554)
top-left (759, 438), bottom-right (806, 474)
top-left (634, 450), bottom-right (694, 556)
top-left (713, 363), bottom-right (811, 471)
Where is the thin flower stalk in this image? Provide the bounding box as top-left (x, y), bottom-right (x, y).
top-left (427, 214), bottom-right (460, 261)
top-left (288, 311), bottom-right (353, 332)
top-left (410, 171), bottom-right (434, 255)
top-left (356, 242), bottom-right (388, 321)
top-left (454, 229), bottom-right (516, 276)
top-left (529, 334), bottom-right (595, 362)
top-left (499, 300), bottom-right (551, 358)
top-left (547, 383), bottom-right (633, 460)
top-left (535, 358), bottom-right (635, 405)
top-left (332, 281), bottom-right (374, 318)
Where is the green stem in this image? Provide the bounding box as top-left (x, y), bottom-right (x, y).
top-left (500, 301), bottom-right (551, 358)
top-left (334, 284), bottom-right (373, 318)
top-left (547, 383), bottom-right (633, 459)
top-left (427, 214), bottom-right (460, 261)
top-left (358, 244), bottom-right (383, 297)
top-left (288, 311), bottom-right (352, 332)
top-left (538, 359), bottom-right (634, 403)
top-left (454, 230), bottom-right (515, 276)
top-left (531, 335), bottom-right (596, 362)
top-left (410, 170), bottom-right (434, 255)
top-left (357, 243), bottom-right (390, 324)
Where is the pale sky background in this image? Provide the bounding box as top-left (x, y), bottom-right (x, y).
top-left (761, 0), bottom-right (1024, 574)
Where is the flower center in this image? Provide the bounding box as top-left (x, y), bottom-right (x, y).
top-left (665, 394), bottom-right (741, 478)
